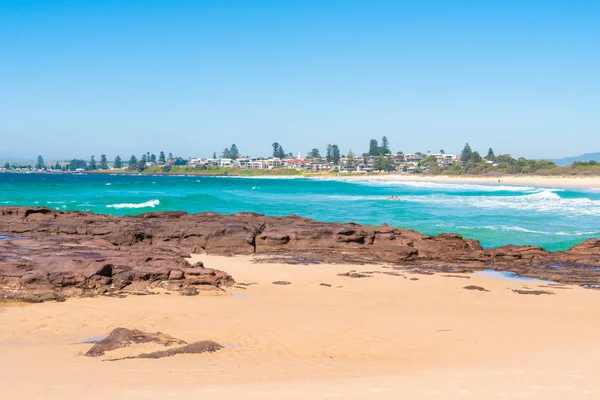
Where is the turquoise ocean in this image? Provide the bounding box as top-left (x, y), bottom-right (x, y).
top-left (1, 173), bottom-right (599, 251)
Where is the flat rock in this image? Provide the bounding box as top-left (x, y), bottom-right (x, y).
top-left (337, 272), bottom-right (371, 278)
top-left (463, 285), bottom-right (490, 292)
top-left (1, 206), bottom-right (599, 302)
top-left (512, 289), bottom-right (554, 295)
top-left (85, 328), bottom-right (186, 357)
top-left (108, 341), bottom-right (223, 361)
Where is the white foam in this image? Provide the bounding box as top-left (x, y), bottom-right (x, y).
top-left (348, 179), bottom-right (538, 192)
top-left (106, 199), bottom-right (160, 209)
top-left (438, 223), bottom-right (599, 236)
top-left (394, 190), bottom-right (600, 217)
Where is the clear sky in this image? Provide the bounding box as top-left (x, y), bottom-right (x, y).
top-left (1, 0), bottom-right (599, 161)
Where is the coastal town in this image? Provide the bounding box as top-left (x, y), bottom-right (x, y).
top-left (4, 138), bottom-right (596, 176)
top-left (2, 139), bottom-right (504, 174)
top-left (182, 151), bottom-right (464, 173)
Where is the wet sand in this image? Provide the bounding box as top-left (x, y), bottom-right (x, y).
top-left (1, 255), bottom-right (599, 399)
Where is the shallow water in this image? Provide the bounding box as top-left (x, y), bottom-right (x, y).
top-left (1, 173), bottom-right (599, 251)
top-left (474, 270), bottom-right (551, 283)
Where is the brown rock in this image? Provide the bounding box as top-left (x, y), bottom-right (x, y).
top-left (108, 341), bottom-right (223, 361)
top-left (1, 206), bottom-right (599, 302)
top-left (463, 285), bottom-right (490, 292)
top-left (85, 328), bottom-right (186, 357)
top-left (180, 287), bottom-right (198, 296)
top-left (168, 270), bottom-right (184, 280)
top-left (512, 289), bottom-right (554, 295)
top-left (337, 272), bottom-right (371, 278)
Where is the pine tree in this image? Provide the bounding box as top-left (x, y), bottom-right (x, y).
top-left (35, 155), bottom-right (44, 169)
top-left (346, 150), bottom-right (356, 166)
top-left (381, 136), bottom-right (390, 154)
top-left (331, 145), bottom-right (341, 165)
top-left (88, 155), bottom-right (97, 170)
top-left (150, 154), bottom-right (157, 163)
top-left (230, 144), bottom-right (239, 159)
top-left (3, 162), bottom-right (10, 170)
top-left (114, 155), bottom-right (122, 169)
top-left (128, 155), bottom-right (138, 170)
top-left (212, 152), bottom-right (216, 159)
top-left (272, 143), bottom-right (285, 159)
top-left (326, 144), bottom-right (333, 163)
top-left (460, 143), bottom-right (473, 162)
top-left (99, 154), bottom-right (108, 169)
top-left (141, 154), bottom-right (147, 163)
top-left (486, 148), bottom-right (496, 161)
top-left (158, 151), bottom-right (166, 164)
top-left (221, 148), bottom-right (232, 158)
top-left (168, 152), bottom-right (174, 160)
top-left (369, 139), bottom-right (379, 156)
top-left (54, 161), bottom-right (60, 170)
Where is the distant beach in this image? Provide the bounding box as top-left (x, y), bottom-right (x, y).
top-left (314, 174), bottom-right (600, 188)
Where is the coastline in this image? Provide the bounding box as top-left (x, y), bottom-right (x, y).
top-left (2, 255), bottom-right (600, 399)
top-left (4, 169), bottom-right (600, 188)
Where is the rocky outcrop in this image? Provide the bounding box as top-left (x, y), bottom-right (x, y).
top-left (1, 206), bottom-right (599, 301)
top-left (0, 209), bottom-right (234, 302)
top-left (82, 327), bottom-right (223, 361)
top-left (85, 328), bottom-right (186, 357)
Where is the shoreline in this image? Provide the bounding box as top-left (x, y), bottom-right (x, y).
top-left (4, 170), bottom-right (600, 188)
top-left (2, 255), bottom-right (600, 399)
top-left (311, 173), bottom-right (600, 188)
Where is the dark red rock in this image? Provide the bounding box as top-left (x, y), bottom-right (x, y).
top-left (1, 206), bottom-right (599, 302)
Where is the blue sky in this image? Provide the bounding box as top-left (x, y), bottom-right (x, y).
top-left (0, 0), bottom-right (598, 160)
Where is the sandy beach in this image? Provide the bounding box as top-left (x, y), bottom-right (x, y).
top-left (314, 173), bottom-right (600, 188)
top-left (1, 255), bottom-right (600, 399)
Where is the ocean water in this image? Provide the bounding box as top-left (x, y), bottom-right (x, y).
top-left (1, 173), bottom-right (599, 251)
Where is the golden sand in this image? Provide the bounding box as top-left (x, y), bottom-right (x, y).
top-left (1, 255), bottom-right (599, 399)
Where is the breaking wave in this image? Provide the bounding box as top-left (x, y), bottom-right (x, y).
top-left (443, 224), bottom-right (600, 236)
top-left (106, 199), bottom-right (160, 209)
top-left (395, 190), bottom-right (600, 216)
top-left (349, 179), bottom-right (538, 192)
